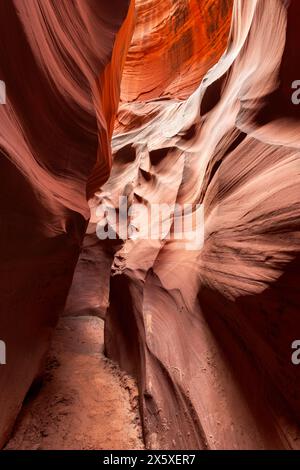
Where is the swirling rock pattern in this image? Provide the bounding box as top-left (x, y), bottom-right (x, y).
top-left (0, 0), bottom-right (133, 447)
top-left (1, 0), bottom-right (300, 451)
top-left (100, 0), bottom-right (300, 449)
top-left (120, 0), bottom-right (233, 102)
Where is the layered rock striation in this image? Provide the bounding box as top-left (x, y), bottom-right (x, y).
top-left (0, 0), bottom-right (133, 447)
top-left (98, 0), bottom-right (300, 449)
top-left (1, 0), bottom-right (300, 451)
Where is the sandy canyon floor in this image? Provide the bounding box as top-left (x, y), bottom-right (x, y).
top-left (5, 317), bottom-right (144, 450)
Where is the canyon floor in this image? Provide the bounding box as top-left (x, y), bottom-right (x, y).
top-left (5, 316), bottom-right (144, 450)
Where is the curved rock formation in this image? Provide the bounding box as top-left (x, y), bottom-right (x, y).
top-left (120, 0), bottom-right (232, 102)
top-left (0, 0), bottom-right (133, 447)
top-left (1, 0), bottom-right (300, 452)
top-left (93, 0), bottom-right (300, 449)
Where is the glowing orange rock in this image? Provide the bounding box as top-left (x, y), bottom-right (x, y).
top-left (121, 0), bottom-right (233, 102)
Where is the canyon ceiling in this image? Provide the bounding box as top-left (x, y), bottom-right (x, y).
top-left (0, 0), bottom-right (300, 450)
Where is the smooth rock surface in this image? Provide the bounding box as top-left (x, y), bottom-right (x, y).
top-left (0, 0), bottom-right (134, 447)
top-left (90, 0), bottom-right (300, 449)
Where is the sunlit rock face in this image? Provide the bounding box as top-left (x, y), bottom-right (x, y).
top-left (0, 0), bottom-right (133, 447)
top-left (120, 0), bottom-right (233, 102)
top-left (91, 0), bottom-right (300, 449)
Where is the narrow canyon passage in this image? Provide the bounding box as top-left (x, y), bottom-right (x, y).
top-left (5, 316), bottom-right (143, 450)
top-left (1, 0), bottom-right (300, 452)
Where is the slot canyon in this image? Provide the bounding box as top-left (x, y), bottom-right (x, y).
top-left (0, 0), bottom-right (300, 451)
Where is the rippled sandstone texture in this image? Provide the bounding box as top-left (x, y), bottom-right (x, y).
top-left (91, 0), bottom-right (300, 449)
top-left (120, 0), bottom-right (233, 102)
top-left (1, 0), bottom-right (300, 452)
top-left (0, 0), bottom-right (134, 447)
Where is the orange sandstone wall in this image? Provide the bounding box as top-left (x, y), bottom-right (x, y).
top-left (0, 0), bottom-right (134, 447)
top-left (100, 0), bottom-right (300, 449)
top-left (120, 0), bottom-right (233, 102)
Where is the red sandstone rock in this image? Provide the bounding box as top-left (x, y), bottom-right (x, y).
top-left (0, 0), bottom-right (133, 447)
top-left (101, 0), bottom-right (300, 449)
top-left (120, 0), bottom-right (232, 102)
top-left (1, 0), bottom-right (300, 451)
